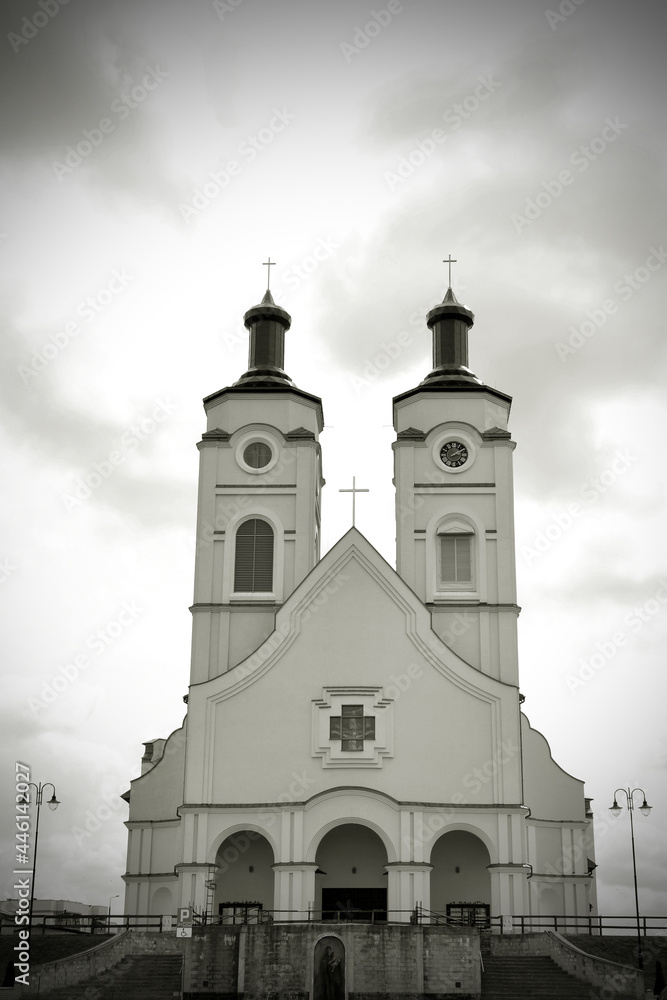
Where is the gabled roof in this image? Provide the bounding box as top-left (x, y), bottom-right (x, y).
top-left (190, 526), bottom-right (517, 704)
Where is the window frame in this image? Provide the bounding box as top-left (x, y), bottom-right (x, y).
top-left (235, 431), bottom-right (279, 475)
top-left (439, 532), bottom-right (474, 591)
top-left (427, 513), bottom-right (485, 603)
top-left (233, 517), bottom-right (275, 594)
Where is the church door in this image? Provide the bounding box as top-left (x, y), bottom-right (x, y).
top-left (321, 886), bottom-right (387, 921)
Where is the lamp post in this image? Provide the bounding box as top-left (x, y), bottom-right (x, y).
top-left (609, 787), bottom-right (651, 972)
top-left (27, 782), bottom-right (60, 938)
top-left (108, 894), bottom-right (119, 931)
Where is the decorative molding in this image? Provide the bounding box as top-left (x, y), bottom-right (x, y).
top-left (312, 686), bottom-right (394, 768)
top-left (202, 428), bottom-right (230, 440)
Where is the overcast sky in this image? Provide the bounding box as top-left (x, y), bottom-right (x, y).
top-left (1, 0), bottom-right (665, 921)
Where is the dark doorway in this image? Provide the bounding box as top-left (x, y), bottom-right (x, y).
top-left (322, 886), bottom-right (387, 921)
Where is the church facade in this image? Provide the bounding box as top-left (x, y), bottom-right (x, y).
top-left (122, 280), bottom-right (597, 927)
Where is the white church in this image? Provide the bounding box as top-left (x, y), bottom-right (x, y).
top-left (122, 276), bottom-right (597, 927)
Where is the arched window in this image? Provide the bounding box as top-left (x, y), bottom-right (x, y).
top-left (234, 519), bottom-right (274, 592)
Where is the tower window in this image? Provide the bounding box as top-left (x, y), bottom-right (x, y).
top-left (439, 534), bottom-right (473, 587)
top-left (243, 441), bottom-right (272, 469)
top-left (234, 519), bottom-right (274, 592)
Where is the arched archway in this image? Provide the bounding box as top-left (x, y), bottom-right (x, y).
top-left (430, 830), bottom-right (491, 923)
top-left (150, 886), bottom-right (173, 916)
top-left (315, 823), bottom-right (388, 920)
top-left (214, 830), bottom-right (274, 920)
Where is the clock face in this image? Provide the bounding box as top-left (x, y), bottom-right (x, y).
top-left (440, 440), bottom-right (469, 468)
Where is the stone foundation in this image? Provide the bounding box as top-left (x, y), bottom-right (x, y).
top-left (183, 922), bottom-right (480, 999)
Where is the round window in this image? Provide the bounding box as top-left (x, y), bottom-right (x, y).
top-left (243, 441), bottom-right (272, 469)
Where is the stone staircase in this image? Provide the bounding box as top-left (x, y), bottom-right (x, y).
top-left (18, 953), bottom-right (182, 1000)
top-left (481, 954), bottom-right (606, 998)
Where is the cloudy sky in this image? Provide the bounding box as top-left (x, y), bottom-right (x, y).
top-left (1, 0), bottom-right (665, 921)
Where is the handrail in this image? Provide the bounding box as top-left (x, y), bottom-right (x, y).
top-left (4, 911), bottom-right (665, 934)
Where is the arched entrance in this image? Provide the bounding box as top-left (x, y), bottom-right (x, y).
top-left (430, 830), bottom-right (491, 925)
top-left (150, 886), bottom-right (173, 915)
top-left (214, 830), bottom-right (274, 921)
top-left (315, 824), bottom-right (388, 920)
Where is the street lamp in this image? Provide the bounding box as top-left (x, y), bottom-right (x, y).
top-left (108, 894), bottom-right (119, 931)
top-left (609, 787), bottom-right (652, 972)
top-left (27, 782), bottom-right (60, 938)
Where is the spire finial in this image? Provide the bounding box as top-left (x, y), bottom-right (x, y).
top-left (443, 255), bottom-right (457, 289)
top-left (262, 257), bottom-right (276, 291)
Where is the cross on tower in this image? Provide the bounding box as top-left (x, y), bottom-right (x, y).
top-left (339, 476), bottom-right (369, 527)
top-left (443, 254), bottom-right (457, 287)
top-left (262, 257), bottom-right (276, 290)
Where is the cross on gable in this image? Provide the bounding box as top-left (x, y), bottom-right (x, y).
top-left (338, 476), bottom-right (370, 527)
top-left (329, 704), bottom-right (375, 751)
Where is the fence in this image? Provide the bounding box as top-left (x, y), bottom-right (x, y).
top-left (4, 911), bottom-right (665, 935)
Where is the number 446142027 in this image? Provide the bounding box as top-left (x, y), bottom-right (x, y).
top-left (15, 763), bottom-right (31, 864)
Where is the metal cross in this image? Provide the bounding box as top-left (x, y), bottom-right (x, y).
top-left (443, 255), bottom-right (457, 287)
top-left (339, 476), bottom-right (369, 527)
top-left (262, 257), bottom-right (276, 290)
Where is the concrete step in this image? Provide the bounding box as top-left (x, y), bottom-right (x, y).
top-left (481, 955), bottom-right (599, 998)
top-left (17, 954), bottom-right (182, 999)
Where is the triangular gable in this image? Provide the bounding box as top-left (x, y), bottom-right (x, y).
top-left (191, 527), bottom-right (516, 706)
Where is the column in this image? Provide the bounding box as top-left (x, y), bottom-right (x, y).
top-left (272, 863), bottom-right (319, 919)
top-left (487, 863), bottom-right (530, 931)
top-left (385, 863), bottom-right (433, 921)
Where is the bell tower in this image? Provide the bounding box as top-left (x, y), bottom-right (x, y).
top-left (392, 280), bottom-right (520, 685)
top-left (189, 285), bottom-right (324, 683)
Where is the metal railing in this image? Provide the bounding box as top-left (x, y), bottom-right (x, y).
top-left (489, 914), bottom-right (667, 936)
top-left (4, 911), bottom-right (665, 935)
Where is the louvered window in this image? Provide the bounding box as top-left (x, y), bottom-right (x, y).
top-left (234, 519), bottom-right (274, 592)
top-left (440, 534), bottom-right (473, 586)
